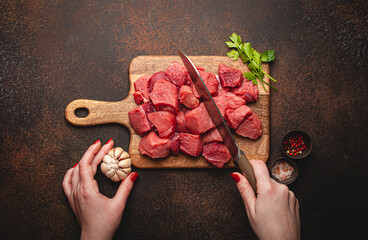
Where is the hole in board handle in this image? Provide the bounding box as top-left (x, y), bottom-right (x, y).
top-left (75, 108), bottom-right (89, 118)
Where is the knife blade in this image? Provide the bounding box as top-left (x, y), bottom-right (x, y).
top-left (178, 50), bottom-right (257, 193)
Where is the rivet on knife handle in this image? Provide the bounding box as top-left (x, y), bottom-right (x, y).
top-left (234, 150), bottom-right (257, 194)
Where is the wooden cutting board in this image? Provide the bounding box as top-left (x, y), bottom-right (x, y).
top-left (65, 56), bottom-right (270, 168)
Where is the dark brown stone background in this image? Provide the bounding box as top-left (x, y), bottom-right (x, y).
top-left (1, 0), bottom-right (367, 239)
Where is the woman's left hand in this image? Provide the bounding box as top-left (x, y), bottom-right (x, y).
top-left (62, 139), bottom-right (138, 240)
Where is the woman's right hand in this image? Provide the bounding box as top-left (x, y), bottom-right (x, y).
top-left (231, 160), bottom-right (300, 240)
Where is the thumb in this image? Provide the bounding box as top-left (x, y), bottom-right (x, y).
top-left (113, 172), bottom-right (138, 208)
top-left (231, 172), bottom-right (256, 214)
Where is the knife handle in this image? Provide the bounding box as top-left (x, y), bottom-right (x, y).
top-left (234, 150), bottom-right (257, 195)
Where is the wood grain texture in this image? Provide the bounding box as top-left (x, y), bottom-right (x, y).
top-left (65, 55), bottom-right (270, 168)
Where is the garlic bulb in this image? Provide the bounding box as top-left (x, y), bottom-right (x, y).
top-left (100, 147), bottom-right (131, 182)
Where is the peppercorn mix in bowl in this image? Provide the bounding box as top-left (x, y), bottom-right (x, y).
top-left (282, 130), bottom-right (312, 160)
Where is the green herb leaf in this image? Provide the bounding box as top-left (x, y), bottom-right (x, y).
top-left (243, 42), bottom-right (253, 59)
top-left (248, 61), bottom-right (258, 72)
top-left (227, 50), bottom-right (239, 61)
top-left (229, 33), bottom-right (242, 46)
top-left (239, 52), bottom-right (248, 64)
top-left (225, 33), bottom-right (278, 92)
top-left (261, 50), bottom-right (275, 62)
top-left (225, 41), bottom-right (237, 48)
top-left (252, 51), bottom-right (261, 68)
top-left (244, 71), bottom-right (256, 80)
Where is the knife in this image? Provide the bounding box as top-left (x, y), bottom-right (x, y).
top-left (178, 50), bottom-right (257, 194)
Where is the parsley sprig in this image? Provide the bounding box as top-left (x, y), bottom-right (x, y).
top-left (226, 33), bottom-right (277, 92)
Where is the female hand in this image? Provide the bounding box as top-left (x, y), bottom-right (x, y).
top-left (62, 139), bottom-right (138, 240)
top-left (231, 160), bottom-right (300, 240)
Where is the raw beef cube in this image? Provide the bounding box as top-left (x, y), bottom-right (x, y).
top-left (196, 66), bottom-right (205, 71)
top-left (128, 103), bottom-right (154, 136)
top-left (149, 71), bottom-right (169, 92)
top-left (147, 111), bottom-right (176, 138)
top-left (179, 85), bottom-right (199, 109)
top-left (225, 105), bottom-right (253, 129)
top-left (202, 128), bottom-right (223, 145)
top-left (217, 85), bottom-right (232, 96)
top-left (198, 70), bottom-right (219, 96)
top-left (213, 97), bottom-right (228, 118)
top-left (166, 62), bottom-right (191, 89)
top-left (170, 133), bottom-right (181, 155)
top-left (150, 79), bottom-right (178, 113)
top-left (187, 71), bottom-right (218, 97)
top-left (138, 131), bottom-right (171, 159)
top-left (157, 105), bottom-right (177, 114)
top-left (133, 92), bottom-right (145, 105)
top-left (184, 103), bottom-right (215, 134)
top-left (180, 133), bottom-right (203, 157)
top-left (202, 142), bottom-right (232, 168)
top-left (214, 91), bottom-right (245, 109)
top-left (232, 77), bottom-right (259, 103)
top-left (191, 83), bottom-right (201, 99)
top-left (218, 63), bottom-right (243, 88)
top-left (236, 112), bottom-right (263, 140)
top-left (133, 74), bottom-right (151, 104)
top-left (176, 110), bottom-right (190, 133)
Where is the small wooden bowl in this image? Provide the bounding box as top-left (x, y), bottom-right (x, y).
top-left (282, 130), bottom-right (312, 160)
top-left (269, 157), bottom-right (298, 185)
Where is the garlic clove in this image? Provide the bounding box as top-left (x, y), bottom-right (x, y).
top-left (114, 147), bottom-right (124, 159)
top-left (101, 163), bottom-right (115, 178)
top-left (100, 163), bottom-right (110, 174)
top-left (122, 167), bottom-right (131, 175)
top-left (119, 151), bottom-right (130, 160)
top-left (110, 174), bottom-right (120, 182)
top-left (112, 164), bottom-right (120, 170)
top-left (106, 169), bottom-right (115, 178)
top-left (103, 155), bottom-right (114, 165)
top-left (108, 148), bottom-right (114, 157)
top-left (116, 170), bottom-right (128, 180)
top-left (118, 158), bottom-right (131, 168)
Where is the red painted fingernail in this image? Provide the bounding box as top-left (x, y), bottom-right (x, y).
top-left (130, 172), bottom-right (138, 183)
top-left (93, 139), bottom-right (100, 144)
top-left (73, 163), bottom-right (78, 168)
top-left (231, 173), bottom-right (240, 183)
top-left (106, 138), bottom-right (113, 144)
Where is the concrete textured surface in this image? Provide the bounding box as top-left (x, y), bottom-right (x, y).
top-left (1, 0), bottom-right (367, 239)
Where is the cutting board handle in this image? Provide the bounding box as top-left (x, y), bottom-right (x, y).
top-left (65, 98), bottom-right (131, 127)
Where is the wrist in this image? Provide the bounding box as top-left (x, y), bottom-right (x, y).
top-left (81, 227), bottom-right (115, 240)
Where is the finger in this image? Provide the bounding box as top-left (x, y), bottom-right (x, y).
top-left (113, 172), bottom-right (138, 209)
top-left (72, 190), bottom-right (81, 226)
top-left (65, 165), bottom-right (80, 223)
top-left (289, 190), bottom-right (296, 204)
top-left (79, 140), bottom-right (101, 183)
top-left (295, 198), bottom-right (301, 232)
top-left (71, 165), bottom-right (80, 191)
top-left (249, 160), bottom-right (273, 192)
top-left (62, 167), bottom-right (74, 197)
top-left (92, 139), bottom-right (114, 174)
top-left (81, 139), bottom-right (101, 165)
top-left (288, 190), bottom-right (297, 211)
top-left (231, 172), bottom-right (256, 214)
top-left (295, 198), bottom-right (300, 219)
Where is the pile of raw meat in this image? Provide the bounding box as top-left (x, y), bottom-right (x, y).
top-left (128, 62), bottom-right (262, 168)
